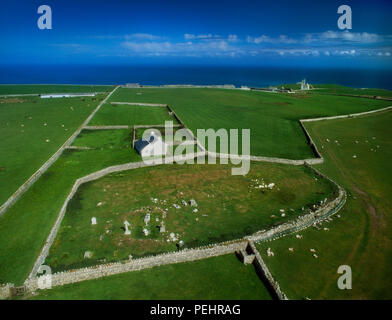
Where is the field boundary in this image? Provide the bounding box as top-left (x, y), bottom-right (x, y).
top-left (83, 125), bottom-right (130, 130)
top-left (27, 152), bottom-right (207, 280)
top-left (0, 91), bottom-right (109, 98)
top-left (110, 102), bottom-right (167, 107)
top-left (300, 105), bottom-right (392, 123)
top-left (0, 86), bottom-right (119, 218)
top-left (248, 241), bottom-right (288, 300)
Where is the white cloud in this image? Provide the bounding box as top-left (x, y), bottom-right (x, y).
top-left (246, 31), bottom-right (387, 45)
top-left (125, 33), bottom-right (163, 41)
top-left (228, 34), bottom-right (238, 42)
top-left (114, 30), bottom-right (392, 59)
top-left (320, 31), bottom-right (381, 43)
top-left (121, 39), bottom-right (238, 57)
top-left (247, 34), bottom-right (297, 44)
top-left (184, 33), bottom-right (220, 40)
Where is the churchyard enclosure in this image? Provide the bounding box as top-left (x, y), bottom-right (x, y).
top-left (0, 93), bottom-right (107, 205)
top-left (44, 162), bottom-right (337, 272)
top-left (256, 110), bottom-right (392, 300)
top-left (26, 254), bottom-right (272, 300)
top-left (108, 87), bottom-right (391, 159)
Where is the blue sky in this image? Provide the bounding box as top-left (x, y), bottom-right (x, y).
top-left (1, 0), bottom-right (391, 68)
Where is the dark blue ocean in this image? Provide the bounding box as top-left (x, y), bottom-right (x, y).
top-left (0, 65), bottom-right (391, 89)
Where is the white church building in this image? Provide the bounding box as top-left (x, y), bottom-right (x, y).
top-left (134, 130), bottom-right (168, 158)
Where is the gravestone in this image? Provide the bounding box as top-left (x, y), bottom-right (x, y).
top-left (124, 220), bottom-right (131, 235)
top-left (189, 199), bottom-right (198, 207)
top-left (144, 214), bottom-right (151, 225)
top-left (91, 217), bottom-right (97, 225)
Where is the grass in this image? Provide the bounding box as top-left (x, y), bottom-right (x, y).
top-left (312, 84), bottom-right (392, 98)
top-left (26, 254), bottom-right (271, 300)
top-left (45, 161), bottom-right (337, 272)
top-left (256, 110), bottom-right (392, 300)
top-left (0, 84), bottom-right (114, 95)
top-left (108, 87), bottom-right (391, 159)
top-left (0, 84), bottom-right (390, 300)
top-left (0, 130), bottom-right (141, 285)
top-left (72, 129), bottom-right (132, 149)
top-left (89, 103), bottom-right (178, 126)
top-left (0, 94), bottom-right (106, 205)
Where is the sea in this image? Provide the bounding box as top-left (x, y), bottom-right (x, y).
top-left (0, 65), bottom-right (391, 90)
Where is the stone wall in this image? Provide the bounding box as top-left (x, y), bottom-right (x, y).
top-left (208, 152), bottom-right (323, 166)
top-left (248, 165), bottom-right (346, 243)
top-left (248, 241), bottom-right (288, 300)
top-left (27, 152), bottom-right (207, 280)
top-left (27, 150), bottom-right (343, 281)
top-left (0, 283), bottom-right (12, 300)
top-left (83, 125), bottom-right (130, 130)
top-left (0, 86), bottom-right (119, 218)
top-left (110, 102), bottom-right (167, 107)
top-left (22, 159), bottom-right (344, 297)
top-left (25, 241), bottom-right (248, 293)
top-left (300, 105), bottom-right (392, 123)
top-left (298, 120), bottom-right (323, 159)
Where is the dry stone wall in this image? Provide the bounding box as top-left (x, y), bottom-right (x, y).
top-left (28, 152), bottom-right (207, 280)
top-left (0, 283), bottom-right (12, 300)
top-left (301, 105), bottom-right (392, 123)
top-left (25, 241), bottom-right (248, 292)
top-left (248, 241), bottom-right (288, 300)
top-left (0, 86), bottom-right (119, 218)
top-left (83, 125), bottom-right (130, 130)
top-left (248, 165), bottom-right (346, 243)
top-left (110, 102), bottom-right (167, 107)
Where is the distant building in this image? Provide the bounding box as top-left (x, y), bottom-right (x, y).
top-left (298, 79), bottom-right (311, 90)
top-left (124, 83), bottom-right (141, 88)
top-left (134, 130), bottom-right (168, 157)
top-left (40, 93), bottom-right (95, 98)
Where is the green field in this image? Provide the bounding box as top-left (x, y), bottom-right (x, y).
top-left (0, 84), bottom-right (114, 95)
top-left (0, 94), bottom-right (106, 205)
top-left (0, 84), bottom-right (391, 300)
top-left (0, 130), bottom-right (141, 285)
top-left (45, 161), bottom-right (336, 272)
top-left (256, 110), bottom-right (392, 300)
top-left (26, 254), bottom-right (271, 300)
top-left (108, 87), bottom-right (391, 159)
top-left (89, 103), bottom-right (178, 126)
top-left (312, 84), bottom-right (392, 98)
